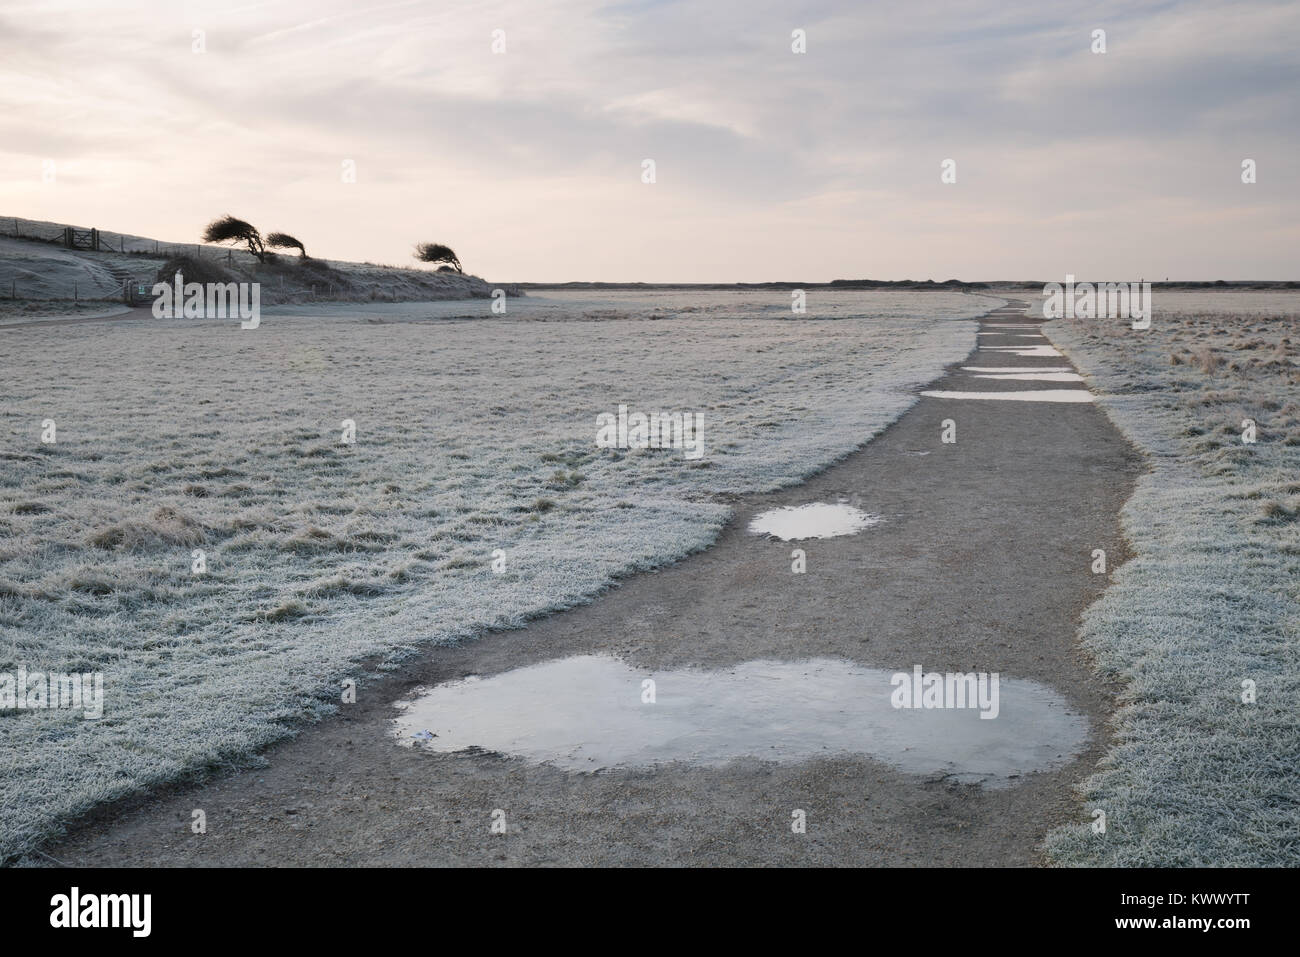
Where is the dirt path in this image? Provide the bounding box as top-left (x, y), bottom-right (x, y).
top-left (0, 304), bottom-right (141, 330)
top-left (44, 300), bottom-right (1144, 866)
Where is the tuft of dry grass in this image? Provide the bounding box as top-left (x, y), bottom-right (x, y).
top-left (88, 505), bottom-right (206, 550)
top-left (1192, 345), bottom-right (1221, 373)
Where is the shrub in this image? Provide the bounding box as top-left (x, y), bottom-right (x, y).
top-left (266, 232), bottom-right (308, 257)
top-left (202, 215), bottom-right (266, 262)
top-left (414, 242), bottom-right (463, 273)
top-left (153, 255), bottom-right (237, 287)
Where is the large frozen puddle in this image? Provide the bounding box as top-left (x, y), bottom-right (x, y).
top-left (393, 656), bottom-right (1089, 786)
top-left (748, 503), bottom-right (880, 540)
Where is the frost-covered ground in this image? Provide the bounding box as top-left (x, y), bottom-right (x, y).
top-left (266, 287), bottom-right (994, 322)
top-left (1043, 297), bottom-right (1300, 866)
top-left (0, 290), bottom-right (988, 860)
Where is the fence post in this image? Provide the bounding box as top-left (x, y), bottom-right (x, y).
top-left (74, 281), bottom-right (78, 302)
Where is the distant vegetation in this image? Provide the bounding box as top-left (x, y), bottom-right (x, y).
top-left (202, 215), bottom-right (266, 263)
top-left (202, 217), bottom-right (312, 263)
top-left (267, 232), bottom-right (308, 258)
top-left (154, 254), bottom-right (235, 286)
top-left (184, 217), bottom-right (468, 277)
top-left (414, 242), bottom-right (463, 274)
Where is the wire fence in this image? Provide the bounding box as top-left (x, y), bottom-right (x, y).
top-left (2, 278), bottom-right (359, 304)
top-left (6, 216), bottom-right (255, 261)
top-left (3, 274), bottom-right (409, 306)
top-left (3, 277), bottom-right (152, 304)
top-left (3, 216), bottom-right (261, 301)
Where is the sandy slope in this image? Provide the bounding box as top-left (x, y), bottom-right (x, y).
top-left (0, 217), bottom-right (510, 303)
top-left (0, 237), bottom-right (143, 300)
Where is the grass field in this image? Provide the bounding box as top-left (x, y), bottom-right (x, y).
top-left (0, 293), bottom-right (984, 861)
top-left (1044, 294), bottom-right (1300, 866)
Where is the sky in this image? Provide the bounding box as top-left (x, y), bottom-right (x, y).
top-left (1, 0), bottom-right (1297, 282)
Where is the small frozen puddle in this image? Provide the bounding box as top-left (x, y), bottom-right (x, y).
top-left (747, 503), bottom-right (879, 540)
top-left (962, 366), bottom-right (1073, 373)
top-left (971, 372), bottom-right (1084, 382)
top-left (921, 389), bottom-right (1094, 403)
top-left (393, 656), bottom-right (1089, 786)
top-left (984, 345), bottom-right (1063, 358)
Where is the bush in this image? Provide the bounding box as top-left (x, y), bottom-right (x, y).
top-left (153, 255), bottom-right (237, 287)
top-left (298, 257), bottom-right (340, 277)
top-left (267, 232), bottom-right (308, 257)
top-left (413, 242), bottom-right (463, 273)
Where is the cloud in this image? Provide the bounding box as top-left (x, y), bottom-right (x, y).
top-left (0, 0), bottom-right (1295, 279)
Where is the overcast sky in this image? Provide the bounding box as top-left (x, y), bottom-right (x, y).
top-left (1, 0), bottom-right (1296, 281)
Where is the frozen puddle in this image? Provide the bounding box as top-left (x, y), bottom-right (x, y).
top-left (971, 372), bottom-right (1084, 382)
top-left (393, 656), bottom-right (1089, 786)
top-left (984, 345), bottom-right (1063, 358)
top-left (962, 366), bottom-right (1072, 373)
top-left (747, 502), bottom-right (880, 540)
top-left (921, 389), bottom-right (1094, 403)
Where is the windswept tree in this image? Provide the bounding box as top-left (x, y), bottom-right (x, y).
top-left (202, 215), bottom-right (266, 262)
top-left (267, 232), bottom-right (308, 258)
top-left (414, 242), bottom-right (463, 274)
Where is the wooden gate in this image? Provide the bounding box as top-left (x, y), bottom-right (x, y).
top-left (64, 226), bottom-right (99, 251)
